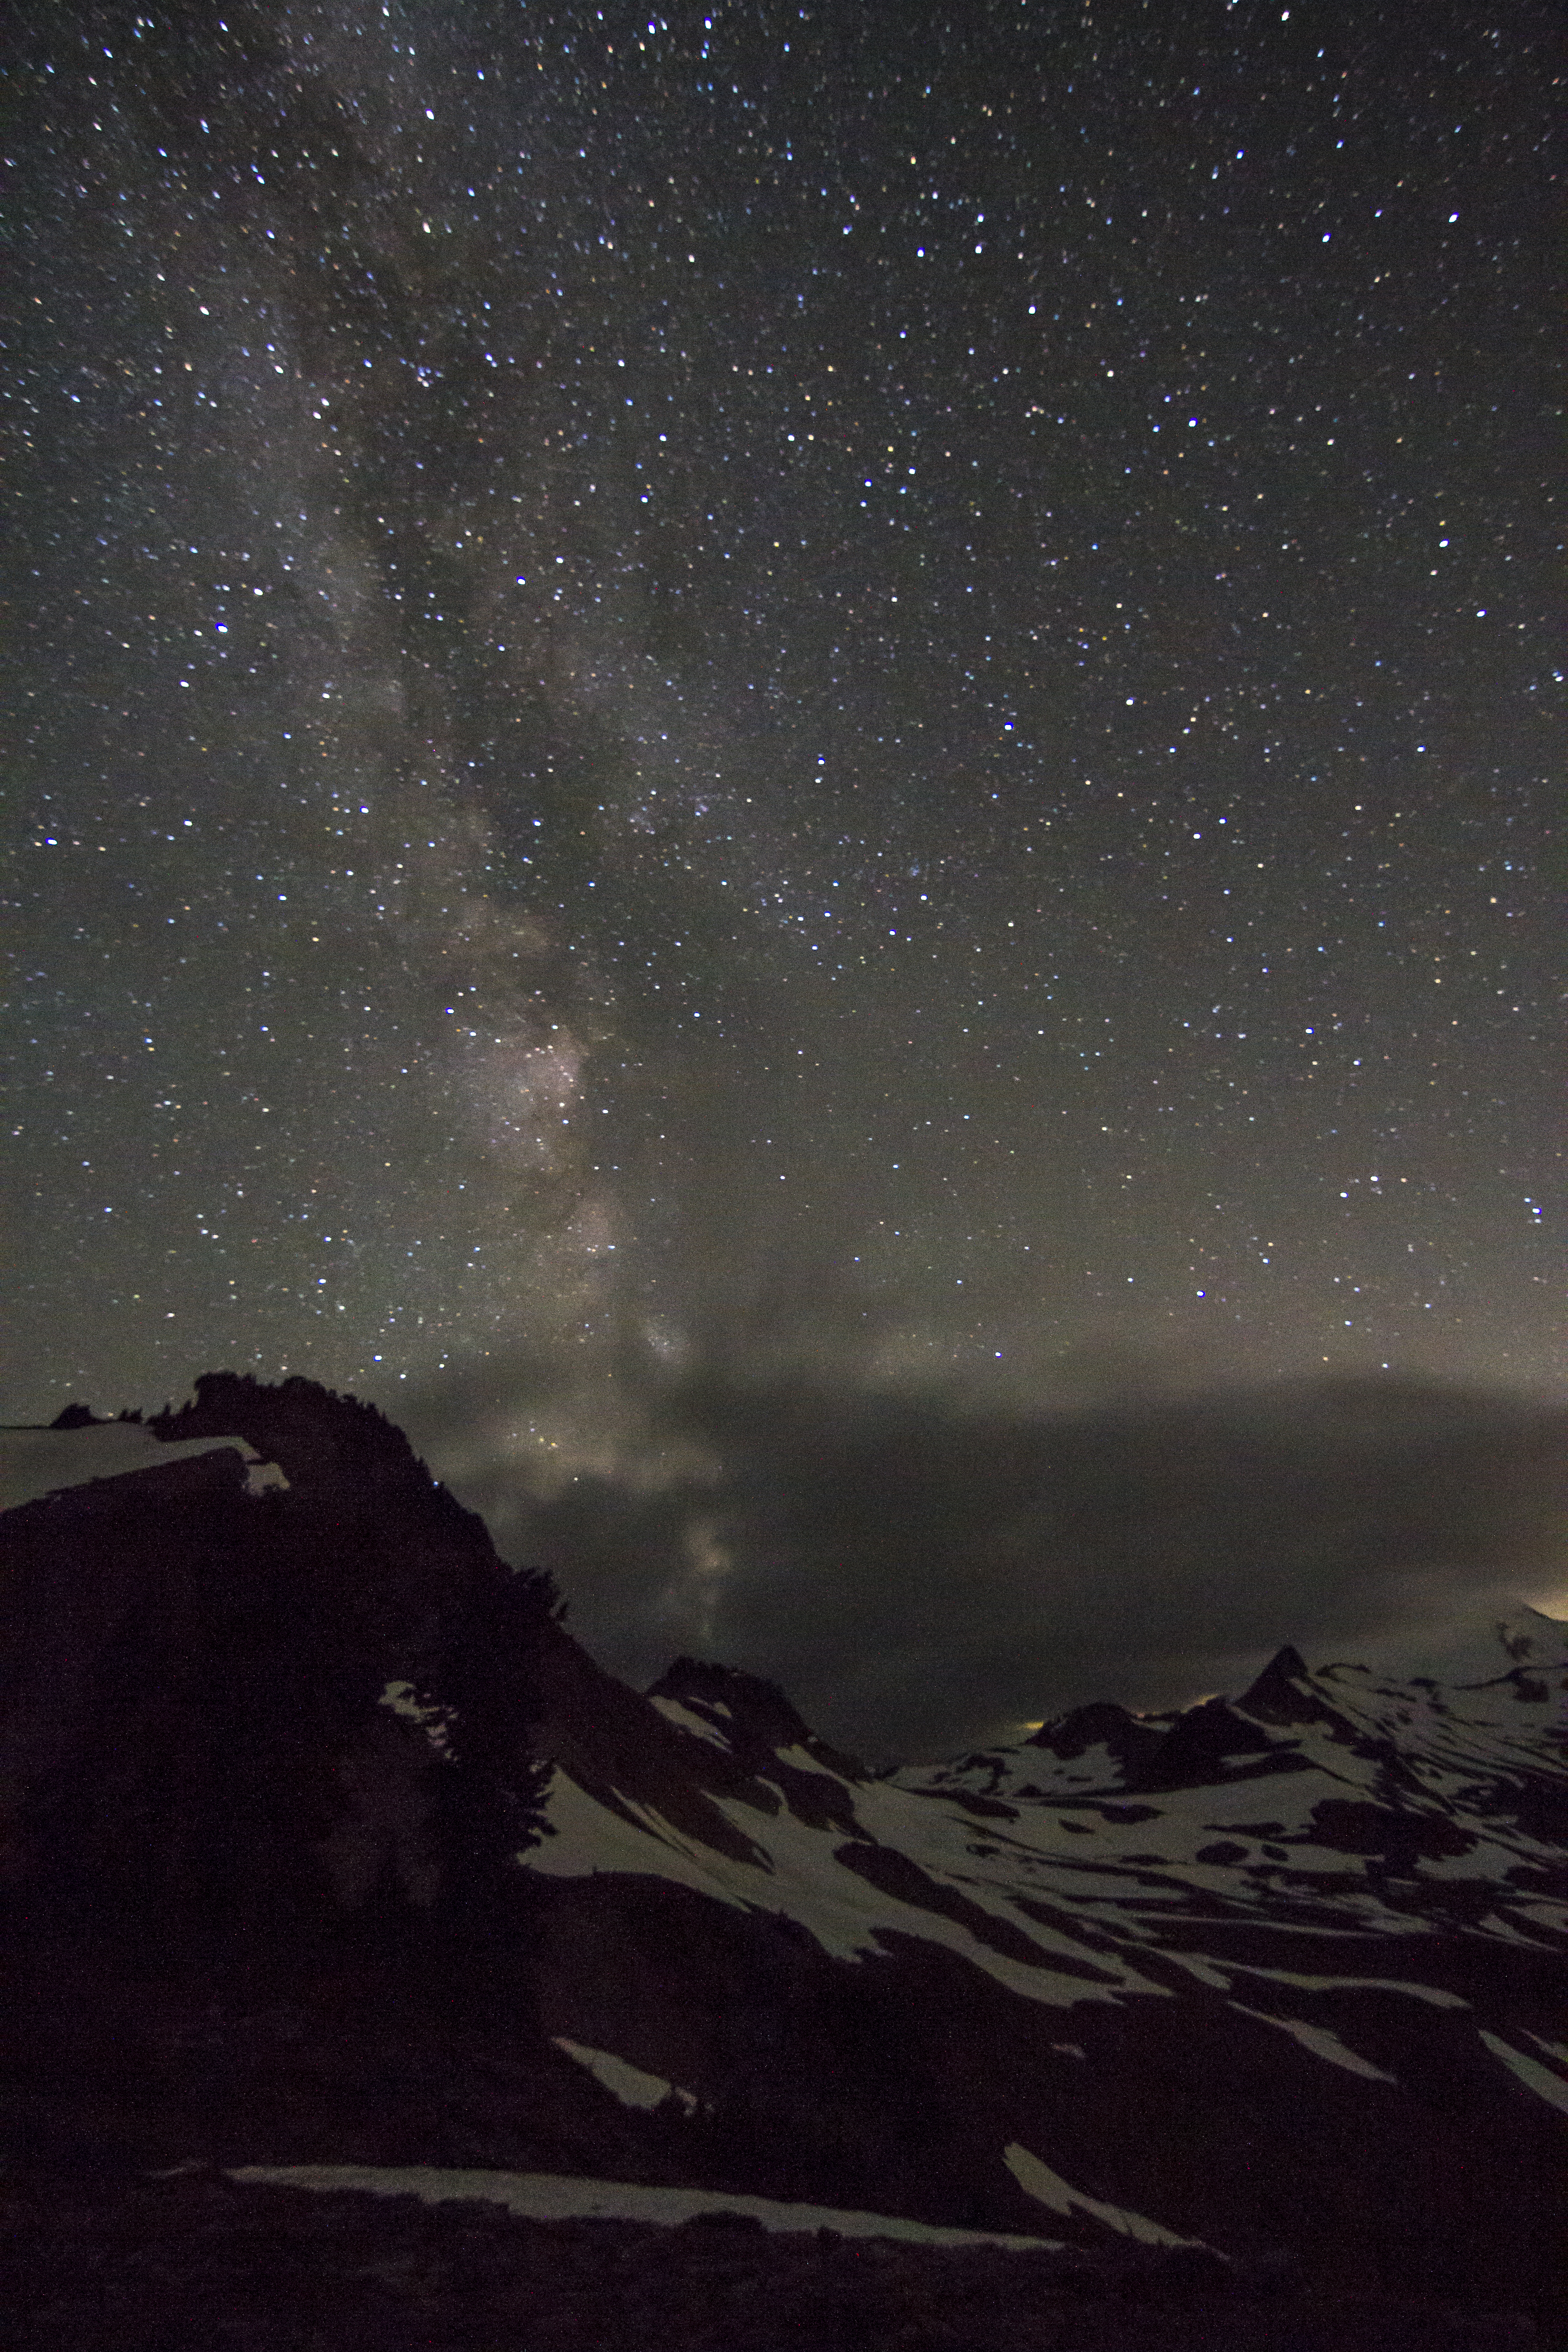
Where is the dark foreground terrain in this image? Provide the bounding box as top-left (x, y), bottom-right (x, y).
top-left (0, 1916), bottom-right (1557, 2352)
top-left (0, 2161), bottom-right (1545, 2352)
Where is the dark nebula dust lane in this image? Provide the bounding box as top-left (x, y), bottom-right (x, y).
top-left (2, 2), bottom-right (1561, 1747)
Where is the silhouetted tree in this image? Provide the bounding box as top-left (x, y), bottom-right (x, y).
top-left (421, 1567), bottom-right (559, 1935)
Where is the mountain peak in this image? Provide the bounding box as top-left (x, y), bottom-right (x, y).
top-left (1025, 1700), bottom-right (1163, 1771)
top-left (1237, 1643), bottom-right (1341, 1727)
top-left (148, 1370), bottom-right (425, 1497)
top-left (647, 1657), bottom-right (815, 1751)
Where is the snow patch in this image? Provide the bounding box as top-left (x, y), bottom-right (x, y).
top-left (552, 2038), bottom-right (696, 2114)
top-left (1230, 2005), bottom-right (1398, 2083)
top-left (1002, 2145), bottom-right (1204, 2248)
top-left (531, 1765), bottom-right (1162, 2006)
top-left (712, 1788), bottom-right (1161, 2003)
top-left (225, 2166), bottom-right (1061, 2249)
top-left (1479, 2031), bottom-right (1568, 2116)
top-left (1166, 1950), bottom-right (1231, 1990)
top-left (648, 1695), bottom-right (733, 1749)
top-left (378, 1681), bottom-right (455, 1757)
top-left (527, 1772), bottom-right (754, 1912)
top-left (1176, 1957), bottom-right (1469, 2008)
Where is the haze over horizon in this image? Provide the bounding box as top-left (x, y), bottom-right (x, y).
top-left (3, 2), bottom-right (1560, 1753)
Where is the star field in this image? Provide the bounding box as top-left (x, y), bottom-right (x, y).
top-left (2, 0), bottom-right (1559, 1462)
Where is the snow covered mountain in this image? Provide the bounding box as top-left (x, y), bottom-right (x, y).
top-left (0, 1375), bottom-right (1563, 2336)
top-left (514, 1602), bottom-right (1567, 2286)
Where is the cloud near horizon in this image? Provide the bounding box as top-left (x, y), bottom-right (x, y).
top-left (405, 1360), bottom-right (1568, 1760)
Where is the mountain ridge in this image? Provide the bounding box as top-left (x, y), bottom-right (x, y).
top-left (0, 1373), bottom-right (1563, 2341)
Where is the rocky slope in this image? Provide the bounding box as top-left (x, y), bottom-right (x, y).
top-left (0, 1376), bottom-right (1563, 2345)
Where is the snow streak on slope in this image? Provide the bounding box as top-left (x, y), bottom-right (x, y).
top-left (1002, 2146), bottom-right (1205, 2248)
top-left (225, 2166), bottom-right (1062, 2249)
top-left (551, 2038), bottom-right (698, 2116)
top-left (1477, 2032), bottom-right (1568, 2116)
top-left (1226, 2005), bottom-right (1399, 2083)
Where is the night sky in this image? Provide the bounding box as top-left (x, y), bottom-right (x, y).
top-left (4, 3), bottom-right (1562, 1750)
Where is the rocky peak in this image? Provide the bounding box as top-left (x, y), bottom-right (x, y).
top-left (647, 1659), bottom-right (816, 1754)
top-left (1026, 1701), bottom-right (1165, 1777)
top-left (148, 1371), bottom-right (431, 1501)
top-left (1119, 1695), bottom-right (1286, 1792)
top-left (1237, 1643), bottom-right (1348, 1729)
